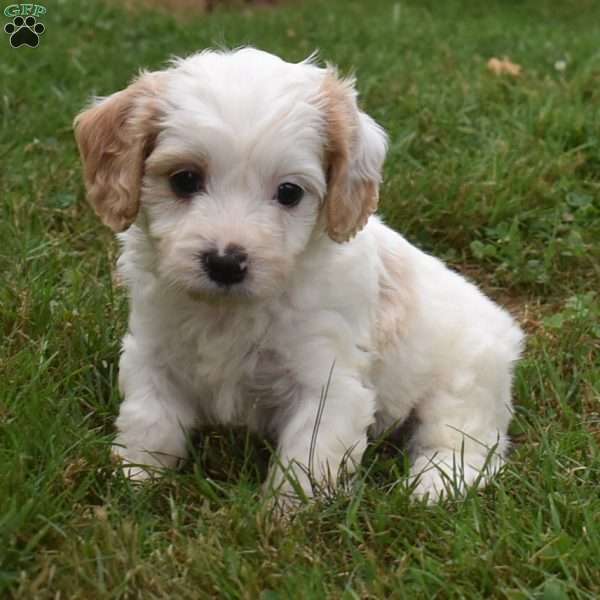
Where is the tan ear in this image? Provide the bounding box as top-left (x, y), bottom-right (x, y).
top-left (73, 73), bottom-right (163, 232)
top-left (322, 71), bottom-right (388, 242)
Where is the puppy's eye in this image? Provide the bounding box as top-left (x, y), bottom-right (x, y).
top-left (169, 170), bottom-right (205, 198)
top-left (276, 182), bottom-right (304, 207)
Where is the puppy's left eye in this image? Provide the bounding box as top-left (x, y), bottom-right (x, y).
top-left (275, 182), bottom-right (304, 207)
top-left (169, 169), bottom-right (205, 198)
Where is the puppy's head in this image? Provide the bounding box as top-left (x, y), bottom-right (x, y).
top-left (74, 48), bottom-right (387, 300)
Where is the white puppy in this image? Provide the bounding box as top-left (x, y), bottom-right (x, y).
top-left (74, 48), bottom-right (523, 504)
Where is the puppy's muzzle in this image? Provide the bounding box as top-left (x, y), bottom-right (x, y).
top-left (202, 245), bottom-right (248, 286)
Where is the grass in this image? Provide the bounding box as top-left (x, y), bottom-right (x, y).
top-left (1, 0), bottom-right (599, 597)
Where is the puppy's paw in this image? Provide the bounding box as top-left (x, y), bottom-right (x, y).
top-left (409, 459), bottom-right (468, 503)
top-left (409, 451), bottom-right (500, 503)
top-left (262, 468), bottom-right (312, 521)
top-left (261, 492), bottom-right (305, 524)
top-left (111, 446), bottom-right (162, 482)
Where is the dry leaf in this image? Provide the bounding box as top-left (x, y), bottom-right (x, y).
top-left (93, 506), bottom-right (109, 521)
top-left (487, 57), bottom-right (522, 77)
top-left (62, 457), bottom-right (88, 487)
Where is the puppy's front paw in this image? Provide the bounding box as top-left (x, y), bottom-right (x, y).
top-left (409, 452), bottom-right (500, 503)
top-left (262, 463), bottom-right (314, 520)
top-left (262, 491), bottom-right (305, 523)
top-left (111, 446), bottom-right (162, 482)
top-left (409, 458), bottom-right (457, 503)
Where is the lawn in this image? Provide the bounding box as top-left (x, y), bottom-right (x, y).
top-left (1, 0), bottom-right (599, 597)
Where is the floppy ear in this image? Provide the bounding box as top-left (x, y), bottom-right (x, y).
top-left (73, 72), bottom-right (163, 232)
top-left (322, 71), bottom-right (388, 243)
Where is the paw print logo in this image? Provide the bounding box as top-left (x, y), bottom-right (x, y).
top-left (4, 15), bottom-right (45, 48)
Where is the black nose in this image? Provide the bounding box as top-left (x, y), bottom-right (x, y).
top-left (202, 245), bottom-right (248, 286)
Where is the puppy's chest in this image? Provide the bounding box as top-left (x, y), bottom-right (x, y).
top-left (165, 307), bottom-right (296, 427)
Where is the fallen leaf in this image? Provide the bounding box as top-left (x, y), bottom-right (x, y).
top-left (487, 57), bottom-right (522, 77)
top-left (62, 457), bottom-right (88, 487)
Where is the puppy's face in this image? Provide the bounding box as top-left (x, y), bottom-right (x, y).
top-left (74, 49), bottom-right (388, 300)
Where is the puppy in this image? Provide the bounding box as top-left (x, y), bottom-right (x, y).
top-left (74, 48), bottom-right (523, 504)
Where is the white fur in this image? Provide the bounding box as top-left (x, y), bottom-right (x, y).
top-left (93, 49), bottom-right (523, 504)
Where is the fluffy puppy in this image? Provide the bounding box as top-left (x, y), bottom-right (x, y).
top-left (74, 48), bottom-right (524, 504)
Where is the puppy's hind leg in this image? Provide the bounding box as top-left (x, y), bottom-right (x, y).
top-left (113, 334), bottom-right (197, 480)
top-left (408, 353), bottom-right (518, 502)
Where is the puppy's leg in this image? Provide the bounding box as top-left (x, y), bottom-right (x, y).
top-left (267, 362), bottom-right (376, 509)
top-left (409, 366), bottom-right (514, 502)
top-left (113, 335), bottom-right (197, 480)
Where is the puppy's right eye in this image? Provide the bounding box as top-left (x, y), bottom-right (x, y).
top-left (169, 170), bottom-right (205, 198)
top-left (276, 182), bottom-right (304, 207)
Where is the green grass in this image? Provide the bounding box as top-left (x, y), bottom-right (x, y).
top-left (1, 0), bottom-right (599, 597)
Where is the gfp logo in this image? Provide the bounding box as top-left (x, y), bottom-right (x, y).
top-left (4, 4), bottom-right (47, 48)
